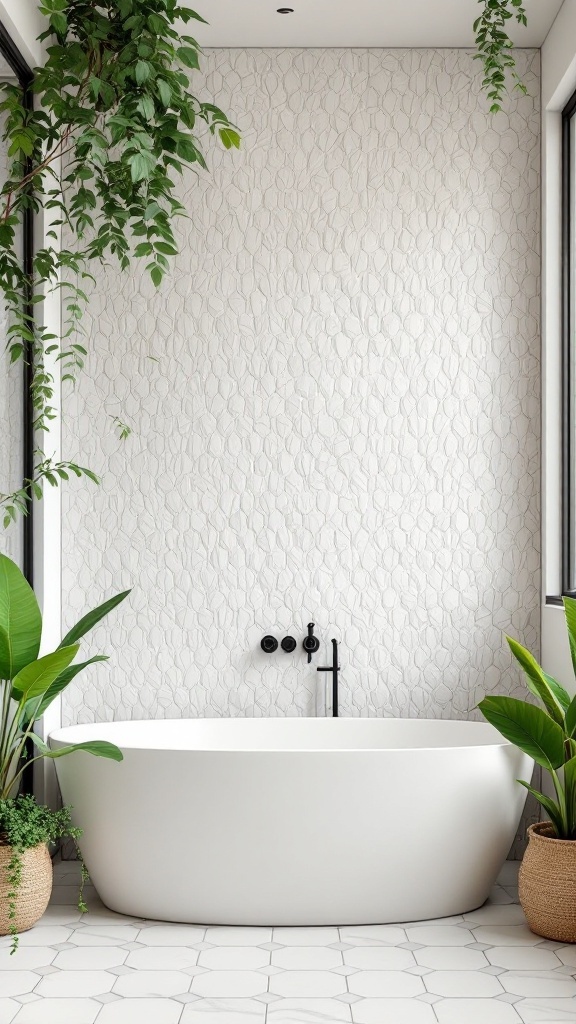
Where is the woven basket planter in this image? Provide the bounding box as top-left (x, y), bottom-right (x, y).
top-left (0, 843), bottom-right (53, 935)
top-left (519, 822), bottom-right (576, 943)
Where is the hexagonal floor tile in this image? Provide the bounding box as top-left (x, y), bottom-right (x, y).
top-left (271, 946), bottom-right (343, 971)
top-left (344, 947), bottom-right (415, 970)
top-left (424, 970), bottom-right (504, 997)
top-left (96, 998), bottom-right (182, 1023)
top-left (500, 971), bottom-right (576, 998)
top-left (414, 947), bottom-right (489, 971)
top-left (351, 998), bottom-right (437, 1023)
top-left (434, 999), bottom-right (523, 1023)
top-left (125, 947), bottom-right (198, 971)
top-left (191, 971), bottom-right (267, 998)
top-left (486, 947), bottom-right (563, 971)
top-left (267, 998), bottom-right (352, 1022)
top-left (35, 970), bottom-right (115, 998)
top-left (269, 970), bottom-right (348, 997)
top-left (0, 973), bottom-right (41, 997)
top-left (198, 947), bottom-right (270, 970)
top-left (0, 948), bottom-right (56, 970)
top-left (53, 947), bottom-right (128, 970)
top-left (180, 998), bottom-right (266, 1023)
top-left (112, 970), bottom-right (192, 997)
top-left (348, 971), bottom-right (425, 997)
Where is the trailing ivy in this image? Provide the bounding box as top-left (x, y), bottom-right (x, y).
top-left (0, 0), bottom-right (238, 524)
top-left (474, 0), bottom-right (528, 112)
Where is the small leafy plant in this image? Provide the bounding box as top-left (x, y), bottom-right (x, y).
top-left (0, 795), bottom-right (84, 953)
top-left (0, 552), bottom-right (128, 800)
top-left (479, 598), bottom-right (576, 840)
top-left (0, 552), bottom-right (128, 949)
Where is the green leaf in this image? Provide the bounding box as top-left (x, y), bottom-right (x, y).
top-left (478, 696), bottom-right (566, 771)
top-left (506, 636), bottom-right (567, 724)
top-left (157, 79), bottom-right (171, 106)
top-left (564, 597), bottom-right (576, 680)
top-left (181, 8), bottom-right (208, 22)
top-left (137, 95), bottom-right (155, 121)
top-left (155, 241), bottom-right (177, 255)
top-left (0, 624), bottom-right (11, 681)
top-left (50, 12), bottom-right (67, 35)
top-left (0, 554), bottom-right (42, 679)
top-left (219, 127), bottom-right (241, 150)
top-left (129, 153), bottom-right (150, 182)
top-left (565, 694), bottom-right (576, 738)
top-left (24, 655), bottom-right (109, 723)
top-left (59, 590), bottom-right (131, 649)
top-left (564, 754), bottom-right (576, 837)
top-left (31, 734), bottom-right (123, 762)
top-left (11, 645), bottom-right (79, 701)
top-left (177, 46), bottom-right (200, 70)
top-left (543, 672), bottom-right (572, 713)
top-left (517, 780), bottom-right (564, 837)
top-left (135, 60), bottom-right (151, 85)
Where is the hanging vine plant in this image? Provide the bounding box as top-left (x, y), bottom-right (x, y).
top-left (473, 0), bottom-right (528, 112)
top-left (0, 0), bottom-right (533, 525)
top-left (0, 0), bottom-right (239, 526)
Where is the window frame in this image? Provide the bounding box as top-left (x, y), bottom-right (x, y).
top-left (0, 23), bottom-right (34, 585)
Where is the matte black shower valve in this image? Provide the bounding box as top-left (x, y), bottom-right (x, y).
top-left (261, 635), bottom-right (278, 653)
top-left (303, 622), bottom-right (320, 663)
top-left (281, 636), bottom-right (297, 652)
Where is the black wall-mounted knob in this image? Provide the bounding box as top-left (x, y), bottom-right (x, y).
top-left (261, 635), bottom-right (278, 653)
top-left (281, 636), bottom-right (297, 652)
top-left (303, 622), bottom-right (320, 663)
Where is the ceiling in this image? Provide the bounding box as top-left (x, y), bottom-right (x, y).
top-left (191, 0), bottom-right (563, 48)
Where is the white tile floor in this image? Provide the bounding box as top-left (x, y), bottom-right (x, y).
top-left (1, 861), bottom-right (575, 1023)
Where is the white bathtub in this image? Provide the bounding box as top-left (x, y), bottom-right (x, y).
top-left (50, 717), bottom-right (532, 925)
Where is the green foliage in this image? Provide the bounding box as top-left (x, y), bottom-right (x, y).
top-left (0, 794), bottom-right (83, 952)
top-left (1, 459), bottom-right (99, 530)
top-left (0, 554), bottom-right (41, 678)
top-left (474, 0), bottom-right (528, 112)
top-left (0, 0), bottom-right (238, 521)
top-left (0, 553), bottom-right (129, 800)
top-left (478, 597), bottom-right (576, 840)
top-left (0, 793), bottom-right (80, 851)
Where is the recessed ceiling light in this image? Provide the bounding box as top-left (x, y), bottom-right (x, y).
top-left (277, 8), bottom-right (294, 12)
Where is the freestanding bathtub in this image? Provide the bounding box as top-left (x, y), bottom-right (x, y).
top-left (50, 717), bottom-right (532, 925)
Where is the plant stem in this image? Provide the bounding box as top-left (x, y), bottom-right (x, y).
top-left (551, 769), bottom-right (569, 838)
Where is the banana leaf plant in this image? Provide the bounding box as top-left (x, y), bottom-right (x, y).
top-left (479, 598), bottom-right (576, 840)
top-left (0, 553), bottom-right (129, 799)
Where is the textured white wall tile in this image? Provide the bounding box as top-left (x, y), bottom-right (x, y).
top-left (60, 49), bottom-right (540, 741)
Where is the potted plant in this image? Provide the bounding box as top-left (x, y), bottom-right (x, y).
top-left (0, 553), bottom-right (128, 950)
top-left (479, 598), bottom-right (576, 942)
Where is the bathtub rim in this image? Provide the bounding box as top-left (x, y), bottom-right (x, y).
top-left (49, 716), bottom-right (514, 755)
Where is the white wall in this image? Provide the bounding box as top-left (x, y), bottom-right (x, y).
top-left (541, 0), bottom-right (576, 692)
top-left (0, 0), bottom-right (43, 67)
top-left (60, 47), bottom-right (541, 760)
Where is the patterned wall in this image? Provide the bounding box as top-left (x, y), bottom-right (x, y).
top-left (61, 50), bottom-right (541, 742)
top-left (0, 59), bottom-right (23, 568)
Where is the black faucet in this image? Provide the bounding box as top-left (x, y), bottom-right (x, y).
top-left (317, 638), bottom-right (339, 717)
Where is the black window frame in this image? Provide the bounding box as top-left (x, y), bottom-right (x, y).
top-left (0, 23), bottom-right (34, 586)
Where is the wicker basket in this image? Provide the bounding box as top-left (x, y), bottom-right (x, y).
top-left (0, 843), bottom-right (53, 935)
top-left (519, 822), bottom-right (576, 943)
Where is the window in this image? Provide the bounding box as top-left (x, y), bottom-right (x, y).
top-left (0, 24), bottom-right (34, 583)
top-left (561, 90), bottom-right (576, 596)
